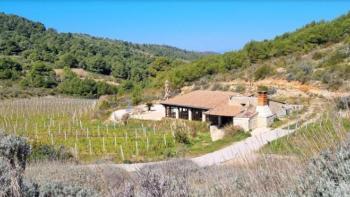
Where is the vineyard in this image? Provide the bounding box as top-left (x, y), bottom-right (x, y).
top-left (0, 97), bottom-right (235, 163)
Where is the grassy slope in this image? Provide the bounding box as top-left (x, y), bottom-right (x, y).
top-left (185, 131), bottom-right (251, 156)
top-left (261, 114), bottom-right (350, 158)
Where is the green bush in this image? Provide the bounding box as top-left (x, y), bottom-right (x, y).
top-left (37, 182), bottom-right (98, 197)
top-left (321, 51), bottom-right (348, 67)
top-left (0, 58), bottom-right (22, 80)
top-left (0, 132), bottom-right (31, 196)
top-left (29, 144), bottom-right (73, 162)
top-left (57, 74), bottom-right (118, 98)
top-left (286, 63), bottom-right (313, 83)
top-left (312, 52), bottom-right (324, 60)
top-left (321, 73), bottom-right (344, 90)
top-left (175, 129), bottom-right (191, 145)
top-left (295, 139), bottom-right (350, 196)
top-left (257, 85), bottom-right (269, 92)
top-left (163, 148), bottom-right (177, 158)
top-left (21, 62), bottom-right (57, 88)
top-left (223, 124), bottom-right (244, 137)
top-left (0, 131), bottom-right (98, 196)
top-left (336, 96), bottom-right (350, 110)
top-left (254, 65), bottom-right (273, 80)
top-left (120, 80), bottom-right (134, 92)
top-left (131, 85), bottom-right (143, 105)
top-left (235, 84), bottom-right (246, 93)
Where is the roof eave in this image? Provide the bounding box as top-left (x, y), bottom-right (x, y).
top-left (160, 102), bottom-right (211, 110)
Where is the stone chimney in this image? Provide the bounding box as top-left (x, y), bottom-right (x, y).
top-left (257, 91), bottom-right (268, 106)
top-left (256, 91), bottom-right (274, 128)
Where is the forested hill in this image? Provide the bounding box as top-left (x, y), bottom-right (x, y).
top-left (156, 12), bottom-right (350, 90)
top-left (0, 13), bottom-right (204, 76)
top-left (0, 13), bottom-right (209, 99)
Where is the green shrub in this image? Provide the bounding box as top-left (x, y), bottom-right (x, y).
top-left (321, 73), bottom-right (343, 90)
top-left (0, 132), bottom-right (31, 170)
top-left (38, 182), bottom-right (98, 197)
top-left (295, 139), bottom-right (350, 196)
top-left (175, 129), bottom-right (191, 145)
top-left (131, 85), bottom-right (143, 105)
top-left (210, 83), bottom-right (229, 91)
top-left (254, 65), bottom-right (273, 80)
top-left (0, 132), bottom-right (31, 196)
top-left (0, 58), bottom-right (22, 80)
top-left (0, 131), bottom-right (98, 196)
top-left (120, 80), bottom-right (134, 92)
top-left (286, 63), bottom-right (313, 83)
top-left (163, 148), bottom-right (177, 158)
top-left (21, 62), bottom-right (57, 88)
top-left (336, 96), bottom-right (350, 110)
top-left (257, 85), bottom-right (269, 92)
top-left (321, 51), bottom-right (348, 67)
top-left (235, 84), bottom-right (246, 93)
top-left (29, 144), bottom-right (73, 162)
top-left (223, 124), bottom-right (244, 137)
top-left (57, 76), bottom-right (118, 98)
top-left (312, 52), bottom-right (324, 60)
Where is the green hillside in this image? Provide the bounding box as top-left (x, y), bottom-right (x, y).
top-left (0, 13), bottom-right (206, 98)
top-left (155, 12), bottom-right (350, 90)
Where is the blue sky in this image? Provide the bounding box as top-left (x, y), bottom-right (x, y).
top-left (1, 1), bottom-right (350, 52)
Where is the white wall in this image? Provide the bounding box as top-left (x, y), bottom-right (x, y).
top-left (249, 113), bottom-right (258, 130)
top-left (233, 117), bottom-right (250, 132)
top-left (257, 115), bottom-right (275, 128)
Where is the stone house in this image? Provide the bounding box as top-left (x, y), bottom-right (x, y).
top-left (161, 90), bottom-right (295, 131)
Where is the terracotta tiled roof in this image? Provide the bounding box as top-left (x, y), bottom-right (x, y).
top-left (160, 90), bottom-right (237, 109)
top-left (235, 105), bottom-right (257, 118)
top-left (204, 103), bottom-right (244, 116)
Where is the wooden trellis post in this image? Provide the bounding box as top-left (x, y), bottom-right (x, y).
top-left (135, 141), bottom-right (139, 156)
top-left (146, 137), bottom-right (149, 152)
top-left (98, 125), bottom-right (100, 137)
top-left (74, 142), bottom-right (79, 159)
top-left (114, 135), bottom-right (117, 149)
top-left (35, 124), bottom-right (38, 140)
top-left (89, 138), bottom-right (92, 155)
top-left (120, 145), bottom-right (125, 161)
top-left (50, 134), bottom-right (54, 145)
top-left (102, 137), bottom-right (106, 153)
top-left (163, 134), bottom-right (167, 147)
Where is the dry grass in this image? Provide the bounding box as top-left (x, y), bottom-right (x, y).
top-left (261, 107), bottom-right (350, 160)
top-left (24, 157), bottom-right (302, 196)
